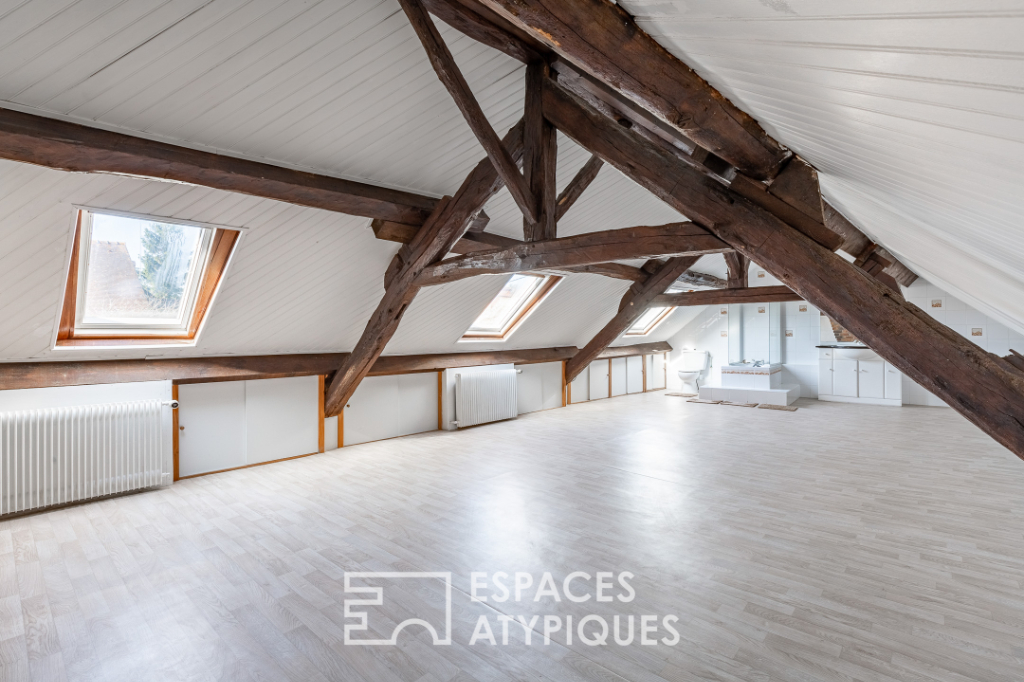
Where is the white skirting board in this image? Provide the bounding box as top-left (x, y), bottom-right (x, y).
top-left (818, 394), bottom-right (902, 407)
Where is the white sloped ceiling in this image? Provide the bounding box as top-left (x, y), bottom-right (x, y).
top-left (621, 0), bottom-right (1024, 334)
top-left (0, 0), bottom-right (697, 362)
top-left (3, 0), bottom-right (1015, 363)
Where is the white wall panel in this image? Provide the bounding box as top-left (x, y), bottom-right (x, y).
top-left (516, 361), bottom-right (563, 415)
top-left (244, 376), bottom-right (319, 465)
top-left (570, 367), bottom-right (589, 404)
top-left (626, 356), bottom-right (644, 394)
top-left (177, 381), bottom-right (246, 477)
top-left (610, 358), bottom-right (627, 397)
top-left (324, 416), bottom-right (339, 451)
top-left (345, 373), bottom-right (438, 445)
top-left (651, 354), bottom-right (666, 390)
top-left (589, 361), bottom-right (610, 400)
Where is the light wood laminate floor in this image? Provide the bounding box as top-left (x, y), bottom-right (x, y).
top-left (2, 394), bottom-right (1024, 681)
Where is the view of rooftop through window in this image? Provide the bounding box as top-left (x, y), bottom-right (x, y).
top-left (462, 273), bottom-right (559, 340)
top-left (81, 213), bottom-right (207, 326)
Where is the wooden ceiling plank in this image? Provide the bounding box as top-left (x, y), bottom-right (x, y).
top-left (542, 75), bottom-right (1024, 459)
top-left (414, 223), bottom-right (730, 287)
top-left (399, 0), bottom-right (537, 223)
top-left (564, 256), bottom-right (700, 382)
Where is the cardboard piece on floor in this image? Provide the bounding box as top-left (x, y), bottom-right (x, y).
top-left (758, 403), bottom-right (798, 412)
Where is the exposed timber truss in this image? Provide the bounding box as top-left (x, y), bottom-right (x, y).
top-left (3, 0), bottom-right (1021, 458)
top-left (341, 0), bottom-right (1024, 456)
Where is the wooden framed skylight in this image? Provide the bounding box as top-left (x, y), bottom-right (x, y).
top-left (624, 306), bottom-right (675, 337)
top-left (460, 273), bottom-right (561, 341)
top-left (56, 208), bottom-right (240, 347)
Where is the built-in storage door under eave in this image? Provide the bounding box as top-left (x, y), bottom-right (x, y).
top-left (589, 361), bottom-right (610, 400)
top-left (650, 353), bottom-right (666, 390)
top-left (610, 358), bottom-right (627, 396)
top-left (626, 356), bottom-right (644, 394)
top-left (177, 381), bottom-right (247, 477)
top-left (570, 365), bottom-right (590, 403)
top-left (176, 375), bottom-right (320, 477)
top-left (245, 376), bottom-right (320, 464)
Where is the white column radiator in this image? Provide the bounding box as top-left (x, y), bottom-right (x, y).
top-left (0, 400), bottom-right (170, 516)
top-left (454, 370), bottom-right (518, 428)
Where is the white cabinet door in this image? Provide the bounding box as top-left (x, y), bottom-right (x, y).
top-left (833, 359), bottom-right (859, 397)
top-left (346, 373), bottom-right (438, 446)
top-left (818, 358), bottom-right (833, 395)
top-left (859, 360), bottom-right (885, 399)
top-left (177, 381), bottom-right (246, 477)
top-left (650, 354), bottom-right (666, 390)
top-left (589, 361), bottom-right (610, 400)
top-left (245, 376), bottom-right (320, 464)
top-left (626, 356), bottom-right (644, 394)
top-left (884, 362), bottom-right (903, 401)
top-left (610, 358), bottom-right (627, 396)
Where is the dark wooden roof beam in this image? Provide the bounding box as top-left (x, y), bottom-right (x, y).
top-left (399, 0), bottom-right (538, 223)
top-left (324, 119), bottom-right (526, 417)
top-left (541, 74), bottom-right (1024, 459)
top-left (0, 108), bottom-right (437, 225)
top-left (415, 223), bottom-right (730, 287)
top-left (564, 256), bottom-right (700, 382)
top-left (469, 0), bottom-right (789, 179)
top-left (653, 286), bottom-right (802, 308)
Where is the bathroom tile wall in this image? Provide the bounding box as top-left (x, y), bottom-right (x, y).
top-left (667, 267), bottom-right (823, 398)
top-left (665, 277), bottom-right (1023, 407)
top-left (900, 279), bottom-right (1024, 406)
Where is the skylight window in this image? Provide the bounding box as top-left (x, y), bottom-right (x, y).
top-left (625, 306), bottom-right (675, 336)
top-left (57, 209), bottom-right (240, 347)
top-left (461, 273), bottom-right (561, 341)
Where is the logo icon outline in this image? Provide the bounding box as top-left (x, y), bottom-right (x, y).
top-left (343, 571), bottom-right (452, 646)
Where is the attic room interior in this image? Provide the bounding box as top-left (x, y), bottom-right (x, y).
top-left (0, 0), bottom-right (1022, 680)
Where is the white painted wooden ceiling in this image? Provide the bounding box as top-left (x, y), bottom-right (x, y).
top-left (622, 0), bottom-right (1024, 334)
top-left (0, 0), bottom-right (692, 362)
top-left (0, 0), bottom-right (1019, 363)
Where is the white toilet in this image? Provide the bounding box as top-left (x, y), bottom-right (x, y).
top-left (677, 350), bottom-right (710, 394)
